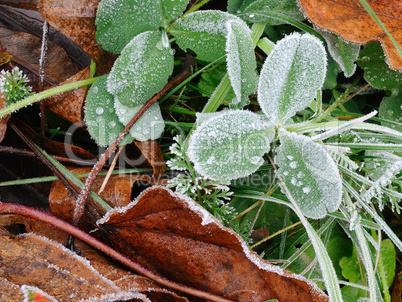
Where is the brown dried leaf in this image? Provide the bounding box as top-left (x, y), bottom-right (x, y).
top-left (0, 94), bottom-right (10, 144)
top-left (0, 228), bottom-right (181, 301)
top-left (392, 272), bottom-right (402, 302)
top-left (10, 117), bottom-right (94, 160)
top-left (39, 0), bottom-right (115, 74)
top-left (49, 167), bottom-right (153, 230)
top-left (97, 186), bottom-right (329, 302)
top-left (19, 217), bottom-right (190, 302)
top-left (44, 67), bottom-right (90, 125)
top-left (0, 27), bottom-right (79, 85)
top-left (134, 140), bottom-right (166, 179)
top-left (298, 0), bottom-right (402, 70)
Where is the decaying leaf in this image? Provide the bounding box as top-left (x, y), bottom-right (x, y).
top-left (44, 67), bottom-right (90, 125)
top-left (38, 0), bottom-right (115, 74)
top-left (10, 118), bottom-right (94, 161)
top-left (134, 140), bottom-right (166, 179)
top-left (49, 167), bottom-right (157, 231)
top-left (0, 94), bottom-right (10, 144)
top-left (297, 0), bottom-right (402, 70)
top-left (0, 27), bottom-right (79, 85)
top-left (97, 186), bottom-right (329, 302)
top-left (0, 227), bottom-right (186, 301)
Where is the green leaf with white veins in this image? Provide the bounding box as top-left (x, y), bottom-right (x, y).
top-left (276, 130), bottom-right (342, 219)
top-left (107, 31), bottom-right (174, 107)
top-left (171, 10), bottom-right (248, 62)
top-left (258, 33), bottom-right (327, 125)
top-left (187, 110), bottom-right (274, 180)
top-left (226, 21), bottom-right (258, 109)
top-left (114, 98), bottom-right (164, 142)
top-left (85, 75), bottom-right (133, 147)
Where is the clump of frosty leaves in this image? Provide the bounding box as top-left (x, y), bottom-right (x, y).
top-left (167, 135), bottom-right (237, 224)
top-left (187, 33), bottom-right (344, 219)
top-left (0, 67), bottom-right (33, 105)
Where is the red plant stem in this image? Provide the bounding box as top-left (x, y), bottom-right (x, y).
top-left (0, 203), bottom-right (233, 302)
top-left (72, 55), bottom-right (194, 226)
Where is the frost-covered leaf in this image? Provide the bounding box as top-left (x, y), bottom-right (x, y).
top-left (319, 30), bottom-right (360, 78)
top-left (226, 21), bottom-right (258, 109)
top-left (258, 33), bottom-right (327, 125)
top-left (357, 42), bottom-right (402, 90)
top-left (95, 0), bottom-right (162, 54)
top-left (238, 0), bottom-right (304, 25)
top-left (107, 31), bottom-right (174, 107)
top-left (114, 99), bottom-right (164, 141)
top-left (97, 186), bottom-right (328, 301)
top-left (380, 239), bottom-right (396, 289)
top-left (276, 130), bottom-right (342, 219)
top-left (187, 110), bottom-right (274, 180)
top-left (162, 0), bottom-right (190, 24)
top-left (85, 75), bottom-right (133, 147)
top-left (171, 10), bottom-right (247, 62)
top-left (379, 94), bottom-right (402, 132)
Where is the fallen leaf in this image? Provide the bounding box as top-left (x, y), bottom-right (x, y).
top-left (97, 186), bottom-right (329, 302)
top-left (0, 27), bottom-right (79, 85)
top-left (0, 228), bottom-right (183, 301)
top-left (49, 167), bottom-right (154, 231)
top-left (0, 94), bottom-right (10, 144)
top-left (297, 0), bottom-right (402, 70)
top-left (392, 272), bottom-right (402, 302)
top-left (38, 0), bottom-right (115, 74)
top-left (10, 118), bottom-right (95, 160)
top-left (44, 67), bottom-right (90, 125)
top-left (134, 140), bottom-right (166, 179)
top-left (19, 217), bottom-right (190, 302)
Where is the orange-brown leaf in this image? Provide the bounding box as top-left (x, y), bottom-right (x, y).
top-left (134, 140), bottom-right (166, 179)
top-left (39, 0), bottom-right (115, 74)
top-left (97, 186), bottom-right (329, 302)
top-left (0, 27), bottom-right (79, 85)
top-left (298, 0), bottom-right (402, 70)
top-left (44, 67), bottom-right (90, 125)
top-left (49, 167), bottom-right (154, 230)
top-left (0, 228), bottom-right (185, 301)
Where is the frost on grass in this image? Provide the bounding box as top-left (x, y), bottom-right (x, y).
top-left (276, 129), bottom-right (342, 219)
top-left (318, 29), bottom-right (360, 78)
top-left (114, 99), bottom-right (164, 141)
top-left (187, 110), bottom-right (274, 180)
top-left (171, 10), bottom-right (247, 62)
top-left (85, 75), bottom-right (133, 146)
top-left (95, 0), bottom-right (163, 54)
top-left (225, 20), bottom-right (258, 109)
top-left (107, 31), bottom-right (174, 106)
top-left (258, 33), bottom-right (327, 125)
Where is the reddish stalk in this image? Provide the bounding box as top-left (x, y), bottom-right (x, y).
top-left (0, 203), bottom-right (233, 302)
top-left (72, 55), bottom-right (194, 226)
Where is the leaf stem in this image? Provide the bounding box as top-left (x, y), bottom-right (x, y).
top-left (0, 77), bottom-right (97, 118)
top-left (0, 203), bottom-right (234, 302)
